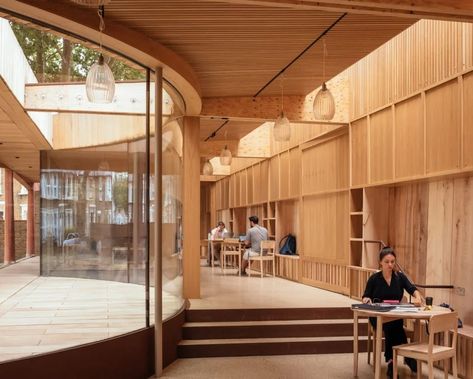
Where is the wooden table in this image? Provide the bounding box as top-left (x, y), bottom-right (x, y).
top-left (352, 305), bottom-right (451, 378)
top-left (209, 238), bottom-right (223, 267)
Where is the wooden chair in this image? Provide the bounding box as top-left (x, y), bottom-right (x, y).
top-left (248, 240), bottom-right (276, 278)
top-left (393, 312), bottom-right (458, 379)
top-left (220, 238), bottom-right (241, 275)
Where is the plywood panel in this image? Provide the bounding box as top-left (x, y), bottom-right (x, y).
top-left (302, 133), bottom-right (349, 194)
top-left (349, 20), bottom-right (467, 119)
top-left (369, 108), bottom-right (393, 183)
top-left (276, 200), bottom-right (299, 249)
top-left (463, 71), bottom-right (473, 168)
top-left (387, 183), bottom-right (428, 285)
top-left (246, 167), bottom-right (253, 205)
top-left (301, 192), bottom-right (349, 264)
top-left (394, 95), bottom-right (424, 179)
top-left (425, 80), bottom-right (461, 173)
top-left (234, 172), bottom-right (241, 207)
top-left (425, 179), bottom-right (453, 306)
top-left (451, 176), bottom-right (473, 326)
top-left (363, 187), bottom-right (390, 268)
top-left (289, 147), bottom-right (301, 198)
top-left (269, 156), bottom-right (279, 202)
top-left (260, 160), bottom-right (269, 203)
top-left (279, 151), bottom-right (290, 199)
top-left (350, 118), bottom-right (368, 186)
top-left (252, 163), bottom-right (261, 204)
top-left (240, 171), bottom-right (247, 206)
top-left (228, 174), bottom-right (235, 208)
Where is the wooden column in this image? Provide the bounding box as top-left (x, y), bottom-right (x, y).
top-left (3, 168), bottom-right (15, 264)
top-left (26, 186), bottom-right (35, 257)
top-left (183, 116), bottom-right (201, 299)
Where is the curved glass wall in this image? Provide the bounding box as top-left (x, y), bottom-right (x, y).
top-left (0, 16), bottom-right (184, 362)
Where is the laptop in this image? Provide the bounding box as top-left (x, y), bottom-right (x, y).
top-left (238, 235), bottom-right (246, 242)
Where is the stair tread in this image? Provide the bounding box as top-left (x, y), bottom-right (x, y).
top-left (179, 335), bottom-right (369, 345)
top-left (184, 319), bottom-right (367, 327)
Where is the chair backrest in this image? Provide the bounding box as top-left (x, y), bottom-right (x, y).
top-left (428, 311), bottom-right (458, 351)
top-left (260, 240), bottom-right (276, 256)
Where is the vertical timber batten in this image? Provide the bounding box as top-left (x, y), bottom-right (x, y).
top-left (154, 67), bottom-right (163, 377)
top-left (183, 116), bottom-right (201, 299)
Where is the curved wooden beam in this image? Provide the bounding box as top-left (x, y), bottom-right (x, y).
top-left (1, 0), bottom-right (202, 115)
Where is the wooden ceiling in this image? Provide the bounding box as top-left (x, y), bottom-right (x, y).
top-left (0, 77), bottom-right (51, 185)
top-left (103, 0), bottom-right (415, 98)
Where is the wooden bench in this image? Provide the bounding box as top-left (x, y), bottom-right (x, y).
top-left (275, 253), bottom-right (300, 281)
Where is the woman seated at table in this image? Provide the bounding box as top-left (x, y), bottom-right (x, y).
top-left (362, 246), bottom-right (423, 378)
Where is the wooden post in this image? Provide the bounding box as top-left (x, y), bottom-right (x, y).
top-left (183, 116), bottom-right (201, 299)
top-left (26, 185), bottom-right (35, 257)
top-left (4, 168), bottom-right (15, 264)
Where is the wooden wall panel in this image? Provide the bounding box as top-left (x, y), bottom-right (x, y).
top-left (301, 192), bottom-right (349, 264)
top-left (269, 156), bottom-right (279, 201)
top-left (387, 183), bottom-right (429, 286)
top-left (363, 187), bottom-right (390, 268)
top-left (289, 147), bottom-right (301, 198)
top-left (425, 80), bottom-right (461, 173)
top-left (253, 163), bottom-right (261, 204)
top-left (463, 72), bottom-right (473, 168)
top-left (276, 200), bottom-right (299, 249)
top-left (369, 108), bottom-right (393, 183)
top-left (349, 20), bottom-right (468, 120)
top-left (302, 134), bottom-right (349, 194)
top-left (228, 175), bottom-right (235, 208)
top-left (234, 172), bottom-right (241, 207)
top-left (425, 180), bottom-right (454, 306)
top-left (394, 95), bottom-right (424, 179)
top-left (451, 176), bottom-right (473, 326)
top-left (350, 118), bottom-right (368, 187)
top-left (279, 151), bottom-right (290, 199)
top-left (260, 160), bottom-right (269, 203)
top-left (240, 171), bottom-right (247, 206)
top-left (246, 167), bottom-right (253, 205)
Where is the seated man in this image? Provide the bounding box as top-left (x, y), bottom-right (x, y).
top-left (208, 221), bottom-right (228, 265)
top-left (240, 215), bottom-right (268, 276)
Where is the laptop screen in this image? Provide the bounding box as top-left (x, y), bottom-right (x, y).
top-left (239, 235), bottom-right (246, 242)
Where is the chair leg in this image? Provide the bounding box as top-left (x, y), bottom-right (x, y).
top-left (417, 360), bottom-right (422, 379)
top-left (393, 350), bottom-right (398, 379)
top-left (222, 254), bottom-right (225, 275)
top-left (452, 355), bottom-right (458, 379)
top-left (238, 255), bottom-right (241, 276)
top-left (248, 259), bottom-right (251, 277)
top-left (272, 258), bottom-right (275, 276)
top-left (443, 358), bottom-right (449, 379)
top-left (428, 360), bottom-right (434, 379)
top-left (261, 260), bottom-right (264, 278)
top-left (367, 324), bottom-right (371, 365)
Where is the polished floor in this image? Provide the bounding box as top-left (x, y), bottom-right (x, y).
top-left (190, 261), bottom-right (353, 309)
top-left (0, 257), bottom-right (181, 362)
top-left (161, 353), bottom-right (457, 378)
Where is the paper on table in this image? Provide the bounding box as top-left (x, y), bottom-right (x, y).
top-left (390, 306), bottom-right (420, 312)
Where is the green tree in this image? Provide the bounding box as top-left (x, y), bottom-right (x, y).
top-left (112, 177), bottom-right (129, 213)
top-left (10, 22), bottom-right (144, 82)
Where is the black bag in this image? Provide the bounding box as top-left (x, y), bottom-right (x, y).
top-left (279, 234), bottom-right (297, 255)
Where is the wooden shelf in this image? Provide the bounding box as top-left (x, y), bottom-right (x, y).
top-left (350, 238), bottom-right (363, 242)
top-left (350, 212), bottom-right (363, 216)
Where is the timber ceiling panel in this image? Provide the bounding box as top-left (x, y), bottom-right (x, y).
top-left (103, 0), bottom-right (415, 97)
top-left (0, 77), bottom-right (51, 184)
top-left (200, 118), bottom-right (262, 141)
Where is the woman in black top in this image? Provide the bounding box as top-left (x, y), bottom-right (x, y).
top-left (362, 247), bottom-right (423, 378)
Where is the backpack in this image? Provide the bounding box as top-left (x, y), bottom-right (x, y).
top-left (279, 234), bottom-right (297, 255)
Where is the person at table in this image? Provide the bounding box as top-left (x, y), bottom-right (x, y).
top-left (208, 221), bottom-right (228, 265)
top-left (362, 246), bottom-right (423, 378)
top-left (240, 215), bottom-right (268, 276)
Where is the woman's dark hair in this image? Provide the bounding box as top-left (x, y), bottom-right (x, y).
top-left (379, 246), bottom-right (396, 261)
top-left (217, 221), bottom-right (225, 227)
top-left (249, 215), bottom-right (259, 224)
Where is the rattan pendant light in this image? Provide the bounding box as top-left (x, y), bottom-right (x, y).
top-left (85, 5), bottom-right (115, 103)
top-left (273, 77), bottom-right (291, 141)
top-left (313, 39), bottom-right (335, 120)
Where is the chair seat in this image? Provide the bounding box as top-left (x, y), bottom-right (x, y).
top-left (249, 255), bottom-right (274, 261)
top-left (395, 342), bottom-right (454, 358)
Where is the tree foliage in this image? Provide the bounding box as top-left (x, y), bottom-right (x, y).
top-left (112, 177), bottom-right (129, 212)
top-left (10, 22), bottom-right (144, 82)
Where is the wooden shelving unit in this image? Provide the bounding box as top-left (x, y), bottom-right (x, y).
top-left (349, 189), bottom-right (364, 267)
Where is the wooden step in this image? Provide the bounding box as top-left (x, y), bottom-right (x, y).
top-left (178, 336), bottom-right (369, 358)
top-left (183, 319), bottom-right (369, 340)
top-left (185, 307), bottom-right (354, 322)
